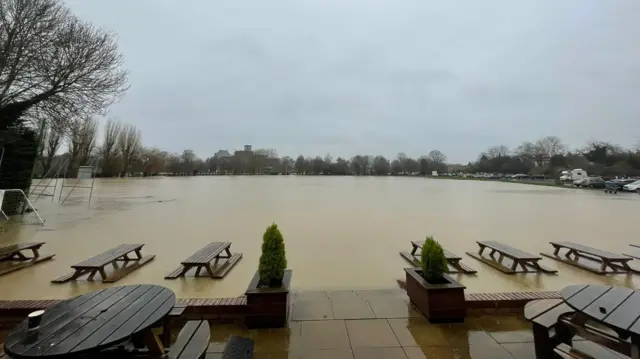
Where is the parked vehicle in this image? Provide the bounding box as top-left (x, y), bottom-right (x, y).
top-left (583, 176), bottom-right (605, 188)
top-left (573, 178), bottom-right (587, 187)
top-left (605, 179), bottom-right (637, 192)
top-left (560, 169), bottom-right (588, 182)
top-left (622, 180), bottom-right (640, 192)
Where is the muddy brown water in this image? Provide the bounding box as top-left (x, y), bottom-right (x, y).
top-left (0, 176), bottom-right (639, 300)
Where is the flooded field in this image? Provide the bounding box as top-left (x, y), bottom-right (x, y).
top-left (0, 176), bottom-right (639, 300)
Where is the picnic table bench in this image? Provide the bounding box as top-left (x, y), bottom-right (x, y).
top-left (525, 298), bottom-right (575, 358)
top-left (0, 242), bottom-right (54, 276)
top-left (622, 244), bottom-right (640, 261)
top-left (399, 241), bottom-right (476, 274)
top-left (165, 242), bottom-right (242, 279)
top-left (541, 241), bottom-right (640, 274)
top-left (466, 241), bottom-right (557, 274)
top-left (52, 244), bottom-right (154, 283)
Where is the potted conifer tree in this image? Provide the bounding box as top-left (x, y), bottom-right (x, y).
top-left (404, 236), bottom-right (466, 322)
top-left (245, 223), bottom-right (292, 328)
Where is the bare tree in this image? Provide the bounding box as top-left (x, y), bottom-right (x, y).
top-left (0, 0), bottom-right (128, 129)
top-left (99, 118), bottom-right (122, 177)
top-left (486, 145), bottom-right (510, 159)
top-left (66, 117), bottom-right (98, 176)
top-left (535, 136), bottom-right (566, 160)
top-left (139, 148), bottom-right (168, 176)
top-left (427, 150), bottom-right (447, 165)
top-left (42, 126), bottom-right (62, 175)
top-left (117, 123), bottom-right (141, 176)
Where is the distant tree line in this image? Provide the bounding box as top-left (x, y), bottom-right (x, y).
top-left (37, 129), bottom-right (640, 179)
top-left (469, 136), bottom-right (640, 177)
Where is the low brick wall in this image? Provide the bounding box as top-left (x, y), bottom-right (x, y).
top-left (0, 290), bottom-right (562, 328)
top-left (465, 291), bottom-right (561, 315)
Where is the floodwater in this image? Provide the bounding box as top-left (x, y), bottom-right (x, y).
top-left (0, 176), bottom-right (639, 300)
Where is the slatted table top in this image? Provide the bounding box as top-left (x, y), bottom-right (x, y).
top-left (72, 244), bottom-right (144, 269)
top-left (182, 242), bottom-right (231, 265)
top-left (0, 243), bottom-right (44, 257)
top-left (3, 285), bottom-right (175, 359)
top-left (562, 284), bottom-right (640, 338)
top-left (477, 241), bottom-right (540, 260)
top-left (410, 241), bottom-right (461, 260)
top-left (551, 241), bottom-right (629, 261)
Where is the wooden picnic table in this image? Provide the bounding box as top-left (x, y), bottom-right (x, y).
top-left (165, 241), bottom-right (242, 279)
top-left (541, 241), bottom-right (639, 274)
top-left (3, 285), bottom-right (175, 359)
top-left (0, 242), bottom-right (45, 261)
top-left (0, 242), bottom-right (54, 276)
top-left (466, 241), bottom-right (556, 274)
top-left (52, 244), bottom-right (154, 283)
top-left (561, 284), bottom-right (640, 358)
top-left (399, 241), bottom-right (476, 274)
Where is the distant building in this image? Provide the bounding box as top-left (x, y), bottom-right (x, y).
top-left (244, 145), bottom-right (252, 152)
top-left (214, 150), bottom-right (232, 159)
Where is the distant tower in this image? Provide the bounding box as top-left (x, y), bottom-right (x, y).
top-left (244, 145), bottom-right (252, 152)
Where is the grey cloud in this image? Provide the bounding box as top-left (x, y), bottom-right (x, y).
top-left (65, 0), bottom-right (640, 162)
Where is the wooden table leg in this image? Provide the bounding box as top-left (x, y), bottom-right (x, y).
top-left (478, 245), bottom-right (485, 255)
top-left (142, 329), bottom-right (166, 356)
top-left (410, 245), bottom-right (418, 256)
top-left (99, 267), bottom-right (108, 280)
top-left (31, 247), bottom-right (40, 258)
top-left (88, 269), bottom-right (98, 280)
top-left (631, 335), bottom-right (640, 359)
top-left (511, 260), bottom-right (518, 272)
top-left (206, 265), bottom-right (216, 278)
top-left (135, 249), bottom-right (143, 259)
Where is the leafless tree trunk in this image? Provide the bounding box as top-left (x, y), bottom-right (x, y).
top-left (99, 118), bottom-right (121, 177)
top-left (0, 0), bottom-right (128, 129)
top-left (42, 126), bottom-right (62, 175)
top-left (66, 117), bottom-right (97, 177)
top-left (117, 123), bottom-right (141, 177)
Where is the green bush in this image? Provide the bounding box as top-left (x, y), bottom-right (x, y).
top-left (258, 223), bottom-right (288, 287)
top-left (421, 236), bottom-right (447, 283)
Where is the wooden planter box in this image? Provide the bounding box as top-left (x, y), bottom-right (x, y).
top-left (244, 270), bottom-right (292, 329)
top-left (404, 268), bottom-right (466, 323)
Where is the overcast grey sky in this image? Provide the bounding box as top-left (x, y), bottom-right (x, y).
top-left (65, 0), bottom-right (640, 163)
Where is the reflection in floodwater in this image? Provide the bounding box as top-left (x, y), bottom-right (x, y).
top-left (0, 176), bottom-right (638, 300)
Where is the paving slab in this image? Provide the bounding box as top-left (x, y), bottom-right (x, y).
top-left (345, 319), bottom-right (400, 348)
top-left (291, 291), bottom-right (334, 321)
top-left (328, 290), bottom-right (375, 319)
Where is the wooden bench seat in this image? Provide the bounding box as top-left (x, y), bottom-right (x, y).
top-left (169, 320), bottom-right (210, 359)
top-left (467, 241), bottom-right (557, 274)
top-left (554, 343), bottom-right (596, 359)
top-left (52, 244), bottom-right (153, 283)
top-left (525, 299), bottom-right (576, 358)
top-left (165, 242), bottom-right (242, 279)
top-left (222, 335), bottom-right (255, 359)
top-left (0, 255), bottom-right (55, 276)
top-left (103, 255), bottom-right (155, 283)
top-left (541, 241), bottom-right (639, 274)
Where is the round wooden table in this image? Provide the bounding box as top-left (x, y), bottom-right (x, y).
top-left (562, 284), bottom-right (640, 335)
top-left (3, 285), bottom-right (176, 359)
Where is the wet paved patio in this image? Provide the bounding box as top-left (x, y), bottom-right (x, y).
top-left (204, 290), bottom-right (626, 359)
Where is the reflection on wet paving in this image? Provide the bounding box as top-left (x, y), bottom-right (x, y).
top-left (202, 290), bottom-right (626, 358)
